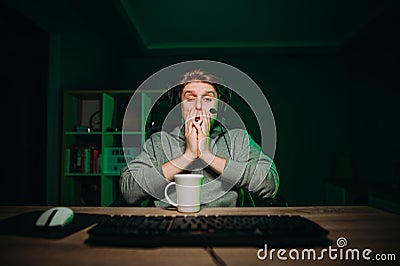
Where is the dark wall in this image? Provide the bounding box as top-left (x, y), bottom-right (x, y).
top-left (1, 3), bottom-right (48, 205)
top-left (342, 3), bottom-right (400, 192)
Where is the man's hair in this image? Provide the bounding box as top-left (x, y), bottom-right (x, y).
top-left (168, 69), bottom-right (231, 108)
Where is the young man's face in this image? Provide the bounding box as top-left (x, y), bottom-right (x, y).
top-left (180, 81), bottom-right (218, 124)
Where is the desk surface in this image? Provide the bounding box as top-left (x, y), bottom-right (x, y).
top-left (0, 206), bottom-right (399, 266)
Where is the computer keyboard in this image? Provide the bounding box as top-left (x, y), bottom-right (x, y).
top-left (86, 214), bottom-right (331, 248)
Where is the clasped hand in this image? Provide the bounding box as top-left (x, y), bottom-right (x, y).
top-left (184, 109), bottom-right (212, 161)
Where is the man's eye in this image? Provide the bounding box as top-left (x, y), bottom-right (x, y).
top-left (203, 97), bottom-right (213, 102)
top-left (186, 98), bottom-right (195, 102)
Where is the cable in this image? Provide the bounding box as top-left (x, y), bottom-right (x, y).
top-left (202, 236), bottom-right (227, 266)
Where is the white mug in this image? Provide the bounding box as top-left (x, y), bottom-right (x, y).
top-left (164, 174), bottom-right (204, 213)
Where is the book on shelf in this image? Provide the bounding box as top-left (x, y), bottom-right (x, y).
top-left (92, 149), bottom-right (100, 173)
top-left (65, 146), bottom-right (101, 174)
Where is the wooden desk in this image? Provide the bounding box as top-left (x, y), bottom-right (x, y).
top-left (0, 206), bottom-right (399, 266)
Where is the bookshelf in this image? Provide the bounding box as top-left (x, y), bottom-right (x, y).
top-left (61, 90), bottom-right (166, 206)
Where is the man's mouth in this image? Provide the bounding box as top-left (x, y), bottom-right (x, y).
top-left (195, 116), bottom-right (200, 122)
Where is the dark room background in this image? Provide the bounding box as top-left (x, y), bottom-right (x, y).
top-left (1, 0), bottom-right (399, 212)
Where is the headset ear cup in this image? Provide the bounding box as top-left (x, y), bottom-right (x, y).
top-left (168, 88), bottom-right (179, 109)
top-left (219, 90), bottom-right (231, 113)
top-left (218, 101), bottom-right (224, 113)
top-left (167, 89), bottom-right (174, 108)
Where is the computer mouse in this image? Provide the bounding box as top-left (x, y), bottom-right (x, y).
top-left (35, 207), bottom-right (74, 227)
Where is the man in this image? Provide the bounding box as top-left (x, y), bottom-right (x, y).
top-left (120, 69), bottom-right (279, 207)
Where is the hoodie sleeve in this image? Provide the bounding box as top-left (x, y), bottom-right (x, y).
top-left (220, 129), bottom-right (279, 199)
top-left (120, 133), bottom-right (169, 205)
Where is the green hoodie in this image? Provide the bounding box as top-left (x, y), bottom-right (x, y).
top-left (120, 125), bottom-right (279, 207)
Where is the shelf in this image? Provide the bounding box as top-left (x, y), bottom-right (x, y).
top-left (103, 131), bottom-right (143, 135)
top-left (103, 173), bottom-right (122, 176)
top-left (64, 173), bottom-right (121, 177)
top-left (64, 173), bottom-right (102, 177)
top-left (65, 132), bottom-right (102, 135)
top-left (61, 90), bottom-right (158, 207)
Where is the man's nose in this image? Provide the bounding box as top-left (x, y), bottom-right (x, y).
top-left (195, 97), bottom-right (202, 110)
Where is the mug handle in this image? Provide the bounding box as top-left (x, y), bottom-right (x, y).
top-left (164, 182), bottom-right (177, 206)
